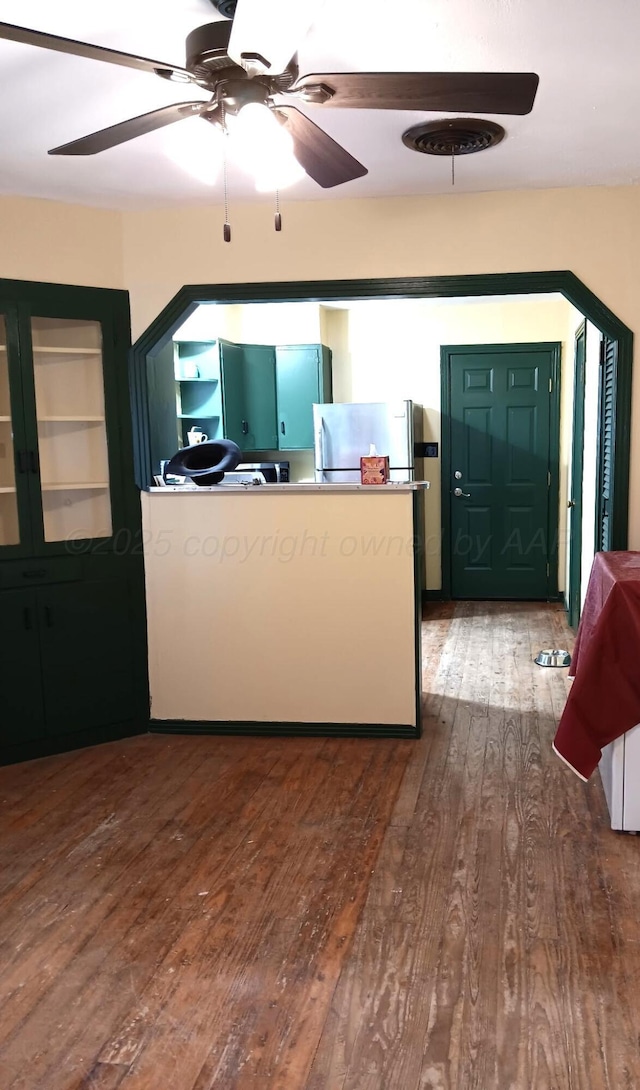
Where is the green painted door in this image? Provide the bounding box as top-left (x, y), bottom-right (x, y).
top-left (276, 345), bottom-right (324, 449)
top-left (444, 343), bottom-right (559, 599)
top-left (568, 324), bottom-right (586, 629)
top-left (0, 588), bottom-right (45, 747)
top-left (37, 578), bottom-right (136, 737)
top-left (241, 344), bottom-right (277, 450)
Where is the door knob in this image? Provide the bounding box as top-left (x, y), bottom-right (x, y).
top-left (454, 470), bottom-right (463, 480)
top-left (567, 499), bottom-right (576, 508)
top-left (454, 487), bottom-right (471, 498)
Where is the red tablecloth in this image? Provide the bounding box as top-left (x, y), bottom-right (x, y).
top-left (553, 551), bottom-right (640, 780)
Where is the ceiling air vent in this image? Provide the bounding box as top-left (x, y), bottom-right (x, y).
top-left (402, 118), bottom-right (505, 156)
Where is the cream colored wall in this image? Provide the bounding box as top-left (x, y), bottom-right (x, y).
top-left (142, 489), bottom-right (418, 726)
top-left (121, 186), bottom-right (640, 555)
top-left (175, 300), bottom-right (324, 345)
top-left (0, 196), bottom-right (123, 288)
top-left (320, 307), bottom-right (351, 402)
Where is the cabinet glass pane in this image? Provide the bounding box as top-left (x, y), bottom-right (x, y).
top-left (0, 315), bottom-right (20, 545)
top-left (31, 317), bottom-right (112, 542)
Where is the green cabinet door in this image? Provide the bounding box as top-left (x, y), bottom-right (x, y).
top-left (241, 344), bottom-right (277, 450)
top-left (37, 578), bottom-right (137, 738)
top-left (0, 588), bottom-right (45, 748)
top-left (220, 340), bottom-right (277, 452)
top-left (0, 302), bottom-right (37, 556)
top-left (275, 345), bottom-right (332, 450)
top-left (219, 339), bottom-right (247, 449)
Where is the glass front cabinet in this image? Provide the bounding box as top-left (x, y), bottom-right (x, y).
top-left (0, 299), bottom-right (128, 555)
top-left (0, 282), bottom-right (148, 765)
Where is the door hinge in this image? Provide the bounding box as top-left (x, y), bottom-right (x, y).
top-left (549, 377), bottom-right (553, 393)
top-left (547, 470), bottom-right (551, 487)
top-left (547, 562), bottom-right (550, 577)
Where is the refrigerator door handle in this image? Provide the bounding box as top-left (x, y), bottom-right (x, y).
top-left (315, 420), bottom-right (325, 482)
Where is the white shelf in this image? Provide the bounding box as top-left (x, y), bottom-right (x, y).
top-left (32, 346), bottom-right (102, 356)
top-left (0, 485), bottom-right (16, 494)
top-left (0, 415), bottom-right (11, 422)
top-left (41, 482), bottom-right (109, 491)
top-left (38, 415), bottom-right (105, 422)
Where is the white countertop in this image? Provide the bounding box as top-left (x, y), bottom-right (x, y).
top-left (147, 481), bottom-right (430, 494)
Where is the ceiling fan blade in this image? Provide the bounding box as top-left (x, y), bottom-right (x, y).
top-left (228, 0), bottom-right (323, 74)
top-left (275, 106), bottom-right (366, 188)
top-left (48, 102), bottom-right (209, 156)
top-left (0, 21), bottom-right (193, 82)
top-left (292, 71), bottom-right (540, 115)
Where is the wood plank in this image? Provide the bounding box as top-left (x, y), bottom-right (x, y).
top-left (3, 604), bottom-right (640, 1090)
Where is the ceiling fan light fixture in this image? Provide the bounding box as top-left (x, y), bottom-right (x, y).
top-left (253, 157), bottom-right (305, 192)
top-left (164, 116), bottom-right (224, 185)
top-left (228, 102), bottom-right (304, 190)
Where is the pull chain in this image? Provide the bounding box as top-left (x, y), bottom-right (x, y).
top-left (221, 102), bottom-right (231, 242)
top-left (274, 188), bottom-right (282, 232)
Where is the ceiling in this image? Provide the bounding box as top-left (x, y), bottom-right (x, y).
top-left (0, 0), bottom-right (638, 211)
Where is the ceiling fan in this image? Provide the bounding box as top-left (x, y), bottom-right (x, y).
top-left (0, 0), bottom-right (540, 190)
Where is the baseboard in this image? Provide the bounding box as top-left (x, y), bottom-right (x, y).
top-left (423, 590), bottom-right (566, 604)
top-left (149, 719), bottom-right (420, 740)
top-left (422, 589), bottom-right (445, 602)
top-left (0, 719), bottom-right (148, 767)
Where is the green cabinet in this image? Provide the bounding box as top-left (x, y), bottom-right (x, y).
top-left (0, 588), bottom-right (45, 745)
top-left (0, 280), bottom-right (148, 765)
top-left (146, 336), bottom-right (332, 477)
top-left (37, 578), bottom-right (138, 738)
top-left (0, 576), bottom-right (140, 754)
top-left (275, 344), bottom-right (332, 450)
top-left (0, 290), bottom-right (131, 557)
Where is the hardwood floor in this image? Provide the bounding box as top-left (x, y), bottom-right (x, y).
top-left (1, 602), bottom-right (639, 1090)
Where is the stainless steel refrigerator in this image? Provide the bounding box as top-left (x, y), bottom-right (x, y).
top-left (313, 400), bottom-right (423, 483)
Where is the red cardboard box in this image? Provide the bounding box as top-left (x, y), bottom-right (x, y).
top-left (360, 454), bottom-right (390, 485)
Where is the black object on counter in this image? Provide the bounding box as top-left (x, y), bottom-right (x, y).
top-left (164, 439), bottom-right (242, 486)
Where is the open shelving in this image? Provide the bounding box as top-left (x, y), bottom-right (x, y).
top-left (30, 317), bottom-right (112, 542)
top-left (174, 342), bottom-right (224, 447)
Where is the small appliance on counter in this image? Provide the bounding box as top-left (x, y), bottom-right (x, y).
top-left (155, 459), bottom-right (291, 487)
top-left (224, 461), bottom-right (291, 485)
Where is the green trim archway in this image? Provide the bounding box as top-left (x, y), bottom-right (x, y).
top-left (130, 270), bottom-right (633, 553)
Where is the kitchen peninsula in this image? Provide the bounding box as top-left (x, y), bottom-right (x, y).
top-left (141, 483), bottom-right (427, 737)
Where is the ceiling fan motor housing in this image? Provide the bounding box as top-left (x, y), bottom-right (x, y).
top-left (209, 0), bottom-right (237, 17)
top-left (186, 22), bottom-right (298, 92)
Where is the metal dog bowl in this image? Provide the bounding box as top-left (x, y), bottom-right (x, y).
top-left (534, 648), bottom-right (572, 668)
